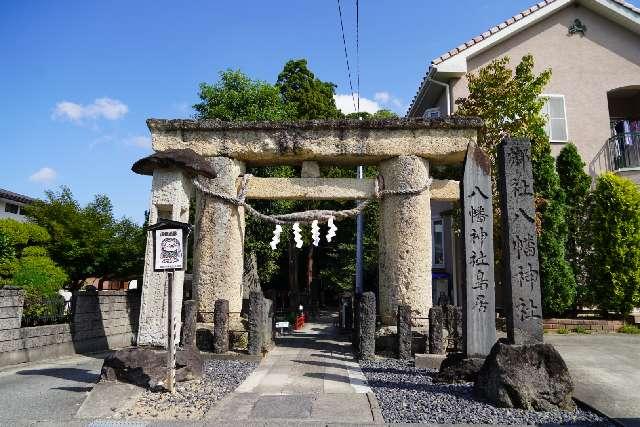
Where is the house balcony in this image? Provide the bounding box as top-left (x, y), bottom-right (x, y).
top-left (602, 132), bottom-right (640, 172)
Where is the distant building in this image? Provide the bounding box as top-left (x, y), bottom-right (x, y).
top-left (0, 188), bottom-right (36, 222)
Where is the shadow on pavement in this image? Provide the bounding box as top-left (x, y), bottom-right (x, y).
top-left (17, 367), bottom-right (98, 383)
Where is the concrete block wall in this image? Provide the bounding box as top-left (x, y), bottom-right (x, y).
top-left (0, 288), bottom-right (140, 367)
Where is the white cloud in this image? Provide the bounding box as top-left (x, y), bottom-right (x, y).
top-left (374, 92), bottom-right (391, 103)
top-left (334, 93), bottom-right (380, 114)
top-left (125, 135), bottom-right (152, 149)
top-left (52, 97), bottom-right (128, 123)
top-left (29, 167), bottom-right (57, 184)
top-left (375, 91), bottom-right (404, 109)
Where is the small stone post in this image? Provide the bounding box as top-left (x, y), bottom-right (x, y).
top-left (378, 156), bottom-right (432, 324)
top-left (193, 157), bottom-right (245, 322)
top-left (213, 299), bottom-right (229, 354)
top-left (248, 292), bottom-right (264, 356)
top-left (461, 143), bottom-right (497, 357)
top-left (357, 292), bottom-right (376, 360)
top-left (429, 306), bottom-right (445, 354)
top-left (396, 305), bottom-right (412, 359)
top-left (498, 139), bottom-right (543, 345)
top-left (182, 300), bottom-right (197, 348)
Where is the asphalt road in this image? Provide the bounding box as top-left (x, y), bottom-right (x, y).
top-left (0, 353), bottom-right (105, 426)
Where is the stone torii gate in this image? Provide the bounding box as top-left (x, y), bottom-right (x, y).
top-left (133, 117), bottom-right (483, 347)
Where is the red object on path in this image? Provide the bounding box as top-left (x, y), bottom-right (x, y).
top-left (294, 314), bottom-right (305, 330)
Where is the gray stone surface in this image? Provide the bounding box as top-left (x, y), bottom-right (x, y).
top-left (378, 156), bottom-right (432, 324)
top-left (498, 139), bottom-right (543, 345)
top-left (192, 157), bottom-right (245, 323)
top-left (443, 304), bottom-right (463, 351)
top-left (181, 299), bottom-right (197, 348)
top-left (137, 168), bottom-right (191, 348)
top-left (475, 341), bottom-right (575, 411)
top-left (435, 353), bottom-right (485, 383)
top-left (213, 299), bottom-right (229, 354)
top-left (415, 353), bottom-right (446, 370)
top-left (428, 306), bottom-right (445, 354)
top-left (396, 304), bottom-right (412, 359)
top-left (357, 292), bottom-right (376, 360)
top-left (461, 142), bottom-right (497, 357)
top-left (242, 252), bottom-right (261, 302)
top-left (247, 292), bottom-right (264, 356)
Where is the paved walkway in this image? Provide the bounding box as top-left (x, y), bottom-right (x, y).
top-left (206, 315), bottom-right (382, 424)
top-left (546, 333), bottom-right (640, 427)
top-left (0, 353), bottom-right (106, 426)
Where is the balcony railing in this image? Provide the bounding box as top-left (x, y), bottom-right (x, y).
top-left (603, 132), bottom-right (640, 171)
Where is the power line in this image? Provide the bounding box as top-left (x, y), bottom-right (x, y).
top-left (356, 0), bottom-right (360, 113)
top-left (337, 0), bottom-right (356, 113)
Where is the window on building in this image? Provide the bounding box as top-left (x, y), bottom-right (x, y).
top-left (432, 218), bottom-right (445, 268)
top-left (4, 203), bottom-right (19, 214)
top-left (542, 95), bottom-right (568, 142)
top-left (424, 108), bottom-right (441, 119)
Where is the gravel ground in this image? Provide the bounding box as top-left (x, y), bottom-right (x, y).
top-left (116, 359), bottom-right (257, 420)
top-left (360, 358), bottom-right (613, 425)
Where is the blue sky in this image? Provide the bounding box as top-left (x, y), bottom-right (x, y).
top-left (1, 0), bottom-right (540, 222)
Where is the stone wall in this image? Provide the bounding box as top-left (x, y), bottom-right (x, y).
top-left (0, 289), bottom-right (140, 367)
top-left (543, 318), bottom-right (624, 333)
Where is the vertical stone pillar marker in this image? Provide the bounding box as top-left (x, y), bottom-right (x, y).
top-left (357, 292), bottom-right (376, 360)
top-left (182, 300), bottom-right (197, 349)
top-left (193, 157), bottom-right (245, 322)
top-left (461, 143), bottom-right (497, 357)
top-left (379, 156), bottom-right (432, 324)
top-left (247, 292), bottom-right (263, 356)
top-left (498, 139), bottom-right (543, 345)
top-left (429, 306), bottom-right (445, 354)
top-left (396, 305), bottom-right (412, 360)
top-left (213, 299), bottom-right (229, 354)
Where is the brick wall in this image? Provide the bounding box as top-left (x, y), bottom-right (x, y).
top-left (0, 288), bottom-right (140, 367)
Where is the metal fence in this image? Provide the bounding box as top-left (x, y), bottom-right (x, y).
top-left (21, 295), bottom-right (71, 327)
top-left (604, 132), bottom-right (640, 171)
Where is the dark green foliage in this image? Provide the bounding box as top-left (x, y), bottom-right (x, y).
top-left (346, 110), bottom-right (399, 120)
top-left (586, 173), bottom-right (640, 316)
top-left (556, 143), bottom-right (591, 306)
top-left (23, 187), bottom-right (146, 282)
top-left (276, 59), bottom-right (342, 119)
top-left (193, 70), bottom-right (295, 121)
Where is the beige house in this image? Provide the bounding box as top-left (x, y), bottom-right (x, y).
top-left (408, 0), bottom-right (640, 183)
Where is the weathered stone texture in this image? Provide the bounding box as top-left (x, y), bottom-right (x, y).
top-left (461, 143), bottom-right (496, 357)
top-left (213, 299), bottom-right (229, 354)
top-left (181, 300), bottom-right (197, 348)
top-left (429, 306), bottom-right (445, 355)
top-left (138, 169), bottom-right (191, 348)
top-left (436, 353), bottom-right (485, 383)
top-left (247, 292), bottom-right (264, 356)
top-left (396, 305), bottom-right (412, 360)
top-left (242, 252), bottom-right (261, 300)
top-left (101, 346), bottom-right (203, 391)
top-left (475, 342), bottom-right (575, 411)
top-left (357, 292), bottom-right (376, 360)
top-left (498, 139), bottom-right (543, 345)
top-left (378, 156), bottom-right (432, 324)
top-left (149, 118), bottom-right (481, 166)
top-left (443, 304), bottom-right (463, 352)
top-left (193, 157), bottom-right (245, 322)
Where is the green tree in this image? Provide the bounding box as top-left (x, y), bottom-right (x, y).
top-left (24, 187), bottom-right (145, 282)
top-left (586, 173), bottom-right (640, 316)
top-left (346, 109), bottom-right (399, 120)
top-left (276, 59), bottom-right (342, 120)
top-left (556, 143), bottom-right (592, 307)
top-left (457, 54), bottom-right (575, 314)
top-left (194, 69), bottom-right (294, 121)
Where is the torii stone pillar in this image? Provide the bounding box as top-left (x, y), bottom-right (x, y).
top-left (378, 155), bottom-right (432, 325)
top-left (193, 157), bottom-right (246, 322)
top-left (138, 168), bottom-right (192, 348)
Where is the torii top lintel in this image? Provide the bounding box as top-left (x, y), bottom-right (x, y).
top-left (147, 117), bottom-right (483, 166)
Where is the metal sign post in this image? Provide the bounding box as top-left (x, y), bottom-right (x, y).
top-left (147, 219), bottom-right (192, 394)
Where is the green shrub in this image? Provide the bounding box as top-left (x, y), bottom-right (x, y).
top-left (0, 219), bottom-right (50, 247)
top-left (556, 143), bottom-right (592, 307)
top-left (21, 246), bottom-right (48, 257)
top-left (573, 325), bottom-right (591, 334)
top-left (618, 324), bottom-right (640, 334)
top-left (556, 327), bottom-right (569, 334)
top-left (587, 173), bottom-right (640, 316)
top-left (12, 255), bottom-right (68, 320)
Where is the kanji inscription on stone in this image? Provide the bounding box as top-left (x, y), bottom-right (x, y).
top-left (498, 139), bottom-right (543, 345)
top-left (461, 143), bottom-right (496, 357)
